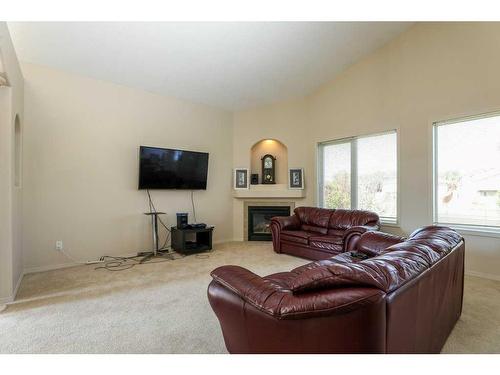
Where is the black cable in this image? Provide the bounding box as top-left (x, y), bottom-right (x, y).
top-left (191, 190), bottom-right (197, 223)
top-left (94, 252), bottom-right (185, 272)
top-left (94, 191), bottom-right (192, 272)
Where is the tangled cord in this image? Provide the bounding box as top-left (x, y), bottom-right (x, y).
top-left (94, 190), bottom-right (212, 270)
top-left (94, 251), bottom-right (186, 271)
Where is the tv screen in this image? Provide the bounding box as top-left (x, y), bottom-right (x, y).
top-left (138, 146), bottom-right (209, 190)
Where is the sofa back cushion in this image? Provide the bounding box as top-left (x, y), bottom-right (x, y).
top-left (290, 226), bottom-right (463, 294)
top-left (357, 231), bottom-right (406, 256)
top-left (328, 209), bottom-right (380, 230)
top-left (294, 207), bottom-right (332, 229)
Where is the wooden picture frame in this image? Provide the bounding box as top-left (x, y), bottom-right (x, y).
top-left (234, 168), bottom-right (249, 190)
top-left (288, 168), bottom-right (304, 190)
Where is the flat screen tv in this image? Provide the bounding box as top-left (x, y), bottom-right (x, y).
top-left (138, 146), bottom-right (209, 190)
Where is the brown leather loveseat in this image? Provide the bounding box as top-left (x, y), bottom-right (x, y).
top-left (208, 226), bottom-right (464, 353)
top-left (270, 206), bottom-right (380, 260)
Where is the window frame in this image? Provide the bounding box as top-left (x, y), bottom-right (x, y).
top-left (432, 111), bottom-right (500, 236)
top-left (317, 129), bottom-right (399, 226)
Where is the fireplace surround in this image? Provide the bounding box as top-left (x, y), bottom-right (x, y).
top-left (247, 205), bottom-right (290, 241)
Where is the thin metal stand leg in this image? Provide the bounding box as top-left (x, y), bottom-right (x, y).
top-left (138, 212), bottom-right (165, 263)
top-left (152, 213), bottom-right (158, 256)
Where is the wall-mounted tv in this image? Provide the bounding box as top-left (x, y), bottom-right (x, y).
top-left (138, 146), bottom-right (209, 190)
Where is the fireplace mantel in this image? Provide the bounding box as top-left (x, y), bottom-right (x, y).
top-left (233, 184), bottom-right (305, 199)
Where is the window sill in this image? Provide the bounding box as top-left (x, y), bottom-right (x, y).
top-left (436, 223), bottom-right (500, 239)
top-left (380, 219), bottom-right (399, 228)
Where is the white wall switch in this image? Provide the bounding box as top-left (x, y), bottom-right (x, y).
top-left (55, 240), bottom-right (63, 251)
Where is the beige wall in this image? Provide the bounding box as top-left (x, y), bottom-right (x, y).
top-left (233, 22), bottom-right (500, 279)
top-left (8, 22), bottom-right (500, 281)
top-left (232, 98), bottom-right (312, 240)
top-left (0, 22), bottom-right (24, 303)
top-left (22, 63), bottom-right (233, 271)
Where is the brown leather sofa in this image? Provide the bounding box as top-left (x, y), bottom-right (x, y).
top-left (208, 226), bottom-right (464, 353)
top-left (270, 206), bottom-right (380, 260)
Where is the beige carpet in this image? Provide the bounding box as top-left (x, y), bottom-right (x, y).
top-left (0, 242), bottom-right (499, 353)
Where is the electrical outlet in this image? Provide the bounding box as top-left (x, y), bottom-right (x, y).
top-left (55, 240), bottom-right (63, 251)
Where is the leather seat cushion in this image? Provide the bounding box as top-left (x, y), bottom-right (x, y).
top-left (281, 230), bottom-right (315, 245)
top-left (309, 235), bottom-right (344, 251)
top-left (328, 209), bottom-right (380, 230)
top-left (327, 228), bottom-right (345, 236)
top-left (301, 224), bottom-right (328, 235)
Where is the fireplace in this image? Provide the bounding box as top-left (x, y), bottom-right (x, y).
top-left (248, 206), bottom-right (291, 241)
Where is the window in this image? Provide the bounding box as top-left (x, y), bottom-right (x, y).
top-left (433, 113), bottom-right (500, 231)
top-left (319, 131), bottom-right (398, 223)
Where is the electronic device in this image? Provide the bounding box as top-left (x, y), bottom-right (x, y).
top-left (180, 223), bottom-right (208, 230)
top-left (176, 213), bottom-right (189, 229)
top-left (189, 223), bottom-right (207, 229)
top-left (250, 174), bottom-right (259, 184)
top-left (139, 146), bottom-right (209, 190)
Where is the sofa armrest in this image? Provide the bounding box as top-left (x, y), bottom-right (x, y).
top-left (209, 265), bottom-right (386, 320)
top-left (210, 265), bottom-right (285, 316)
top-left (343, 225), bottom-right (380, 251)
top-left (270, 215), bottom-right (300, 231)
top-left (270, 215), bottom-right (300, 253)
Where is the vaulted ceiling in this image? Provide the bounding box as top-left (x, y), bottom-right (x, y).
top-left (9, 22), bottom-right (412, 110)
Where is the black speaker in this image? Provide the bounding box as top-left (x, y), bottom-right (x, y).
top-left (251, 174), bottom-right (259, 185)
top-left (176, 213), bottom-right (188, 229)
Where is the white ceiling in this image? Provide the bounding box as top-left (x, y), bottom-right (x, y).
top-left (8, 22), bottom-right (412, 111)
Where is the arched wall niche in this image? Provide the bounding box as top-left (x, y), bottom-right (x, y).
top-left (250, 139), bottom-right (288, 185)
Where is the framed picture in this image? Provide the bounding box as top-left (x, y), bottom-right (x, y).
top-left (234, 168), bottom-right (249, 190)
top-left (288, 168), bottom-right (304, 189)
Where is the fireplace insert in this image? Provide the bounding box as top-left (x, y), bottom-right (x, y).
top-left (248, 206), bottom-right (291, 241)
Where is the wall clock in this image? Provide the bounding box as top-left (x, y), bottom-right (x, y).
top-left (261, 154), bottom-right (276, 184)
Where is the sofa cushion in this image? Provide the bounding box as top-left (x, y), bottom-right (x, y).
top-left (290, 226), bottom-right (463, 294)
top-left (281, 230), bottom-right (315, 245)
top-left (356, 231), bottom-right (406, 256)
top-left (327, 228), bottom-right (345, 236)
top-left (301, 224), bottom-right (328, 235)
top-left (309, 235), bottom-right (343, 252)
top-left (290, 226), bottom-right (463, 293)
top-left (328, 209), bottom-right (380, 230)
top-left (290, 256), bottom-right (427, 294)
top-left (294, 207), bottom-right (331, 228)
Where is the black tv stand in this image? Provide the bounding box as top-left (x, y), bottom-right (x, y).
top-left (171, 226), bottom-right (213, 254)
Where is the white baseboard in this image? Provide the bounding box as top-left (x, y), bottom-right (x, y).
top-left (0, 270), bottom-right (25, 304)
top-left (22, 242), bottom-right (236, 276)
top-left (465, 270), bottom-right (500, 281)
top-left (0, 296), bottom-right (12, 304)
top-left (24, 262), bottom-right (81, 275)
top-left (23, 239), bottom-right (241, 276)
top-left (12, 270), bottom-right (23, 299)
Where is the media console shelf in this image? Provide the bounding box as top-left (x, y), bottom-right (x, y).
top-left (171, 226), bottom-right (213, 254)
